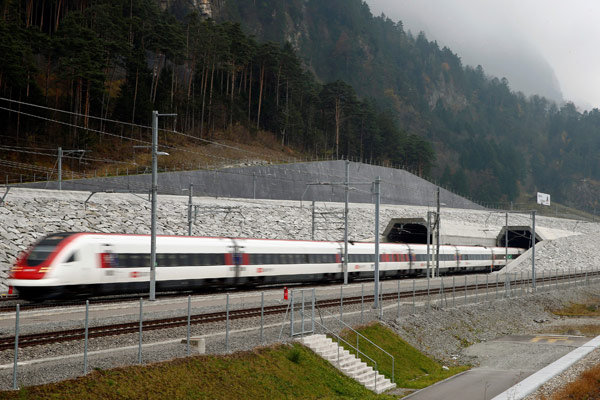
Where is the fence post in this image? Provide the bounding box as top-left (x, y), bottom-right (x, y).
top-left (397, 280), bottom-right (401, 319)
top-left (226, 294), bottom-right (230, 352)
top-left (301, 290), bottom-right (305, 338)
top-left (340, 286), bottom-right (343, 322)
top-left (452, 276), bottom-right (456, 307)
top-left (496, 274), bottom-right (498, 299)
top-left (138, 298), bottom-right (143, 364)
top-left (84, 300), bottom-right (89, 374)
top-left (290, 290), bottom-right (295, 337)
top-left (12, 304), bottom-right (20, 390)
top-left (361, 284), bottom-right (364, 324)
top-left (412, 280), bottom-right (416, 313)
top-left (312, 288), bottom-right (315, 334)
top-left (187, 295), bottom-right (191, 356)
top-left (260, 292), bottom-right (265, 344)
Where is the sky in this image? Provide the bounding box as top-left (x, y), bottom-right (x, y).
top-left (365, 0), bottom-right (600, 110)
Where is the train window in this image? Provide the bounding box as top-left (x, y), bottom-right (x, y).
top-left (65, 251), bottom-right (79, 263)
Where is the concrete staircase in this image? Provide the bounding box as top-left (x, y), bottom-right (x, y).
top-left (299, 334), bottom-right (396, 394)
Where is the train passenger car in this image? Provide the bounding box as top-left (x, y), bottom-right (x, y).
top-left (8, 232), bottom-right (524, 300)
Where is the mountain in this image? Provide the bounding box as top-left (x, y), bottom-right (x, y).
top-left (212, 0), bottom-right (599, 212)
top-left (0, 0), bottom-right (597, 214)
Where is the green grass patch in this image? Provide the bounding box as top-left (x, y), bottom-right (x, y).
top-left (0, 344), bottom-right (397, 400)
top-left (336, 323), bottom-right (469, 389)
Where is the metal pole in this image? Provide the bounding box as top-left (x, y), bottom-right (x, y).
top-left (311, 201), bottom-right (316, 241)
top-left (187, 295), bottom-right (191, 355)
top-left (436, 188), bottom-right (441, 277)
top-left (373, 176), bottom-right (381, 309)
top-left (452, 276), bottom-right (456, 307)
top-left (426, 212), bottom-right (431, 280)
top-left (361, 284), bottom-right (364, 324)
top-left (340, 286), bottom-right (343, 322)
top-left (464, 276), bottom-right (467, 305)
top-left (290, 290), bottom-right (295, 336)
top-left (505, 212), bottom-right (508, 266)
top-left (58, 147), bottom-right (62, 190)
top-left (138, 298), bottom-right (143, 364)
top-left (260, 292), bottom-right (264, 344)
top-left (531, 210), bottom-right (536, 290)
top-left (150, 110), bottom-right (158, 301)
top-left (475, 275), bottom-right (478, 303)
top-left (412, 280), bottom-right (416, 313)
top-left (84, 300), bottom-right (89, 374)
top-left (312, 288), bottom-right (315, 334)
top-left (496, 273), bottom-right (499, 299)
top-left (344, 159), bottom-right (349, 285)
top-left (226, 294), bottom-right (230, 352)
top-left (301, 290), bottom-right (305, 338)
top-left (187, 183), bottom-right (193, 236)
top-left (397, 280), bottom-right (401, 319)
top-left (12, 304), bottom-right (19, 390)
top-left (253, 173), bottom-right (256, 199)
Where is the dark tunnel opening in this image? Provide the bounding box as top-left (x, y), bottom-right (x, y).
top-left (498, 229), bottom-right (538, 249)
top-left (386, 223), bottom-right (431, 244)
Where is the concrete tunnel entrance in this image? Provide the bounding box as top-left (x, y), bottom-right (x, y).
top-left (383, 218), bottom-right (431, 244)
top-left (497, 227), bottom-right (540, 250)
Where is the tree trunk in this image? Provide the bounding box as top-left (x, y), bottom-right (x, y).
top-left (248, 63), bottom-right (253, 123)
top-left (208, 59), bottom-right (215, 139)
top-left (131, 67), bottom-right (139, 138)
top-left (230, 62), bottom-right (235, 128)
top-left (256, 63), bottom-right (265, 131)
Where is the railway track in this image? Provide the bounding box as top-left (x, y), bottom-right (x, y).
top-left (0, 271), bottom-right (595, 351)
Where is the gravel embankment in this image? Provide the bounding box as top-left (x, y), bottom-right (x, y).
top-left (1, 281), bottom-right (600, 394)
top-left (1, 188), bottom-right (599, 395)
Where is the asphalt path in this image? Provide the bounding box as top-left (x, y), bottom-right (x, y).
top-left (405, 334), bottom-right (589, 400)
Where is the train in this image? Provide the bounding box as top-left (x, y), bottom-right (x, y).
top-left (8, 232), bottom-right (525, 300)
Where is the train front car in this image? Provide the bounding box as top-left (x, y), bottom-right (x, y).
top-left (8, 232), bottom-right (84, 300)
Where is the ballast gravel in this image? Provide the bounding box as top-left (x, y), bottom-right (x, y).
top-left (1, 281), bottom-right (600, 396)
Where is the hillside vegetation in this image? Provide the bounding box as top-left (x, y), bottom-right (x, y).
top-left (0, 0), bottom-right (433, 187)
top-left (1, 0), bottom-right (598, 213)
top-left (218, 0), bottom-right (600, 211)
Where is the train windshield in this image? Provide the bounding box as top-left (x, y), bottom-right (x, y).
top-left (25, 233), bottom-right (73, 267)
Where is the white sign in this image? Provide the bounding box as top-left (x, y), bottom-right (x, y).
top-left (537, 192), bottom-right (551, 206)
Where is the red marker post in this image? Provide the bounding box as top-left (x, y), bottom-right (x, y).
top-left (283, 286), bottom-right (288, 301)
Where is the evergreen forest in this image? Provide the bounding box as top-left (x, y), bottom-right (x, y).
top-left (0, 0), bottom-right (598, 213)
top-left (0, 0), bottom-right (434, 188)
top-left (221, 0), bottom-right (600, 212)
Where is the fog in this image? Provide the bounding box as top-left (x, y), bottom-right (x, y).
top-left (366, 0), bottom-right (600, 110)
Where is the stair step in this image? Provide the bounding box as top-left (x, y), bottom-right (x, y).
top-left (299, 334), bottom-right (395, 394)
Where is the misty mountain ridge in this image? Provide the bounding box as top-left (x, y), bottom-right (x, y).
top-left (0, 0), bottom-right (597, 216)
top-left (216, 0), bottom-right (598, 212)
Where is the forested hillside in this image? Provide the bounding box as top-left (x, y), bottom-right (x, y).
top-left (0, 0), bottom-right (433, 186)
top-left (0, 0), bottom-right (598, 213)
top-left (218, 0), bottom-right (600, 212)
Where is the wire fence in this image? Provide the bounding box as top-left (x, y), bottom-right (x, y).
top-left (3, 267), bottom-right (598, 390)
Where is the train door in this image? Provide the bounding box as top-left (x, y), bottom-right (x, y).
top-left (229, 239), bottom-right (245, 284)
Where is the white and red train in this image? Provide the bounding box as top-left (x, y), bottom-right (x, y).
top-left (8, 232), bottom-right (524, 300)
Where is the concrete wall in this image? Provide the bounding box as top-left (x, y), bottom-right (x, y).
top-left (19, 161), bottom-right (484, 210)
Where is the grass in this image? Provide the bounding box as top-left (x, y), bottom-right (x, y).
top-left (336, 323), bottom-right (469, 389)
top-left (552, 302), bottom-right (600, 317)
top-left (543, 363), bottom-right (600, 400)
top-left (0, 344), bottom-right (396, 400)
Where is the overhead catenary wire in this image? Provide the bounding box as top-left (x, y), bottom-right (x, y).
top-left (0, 97), bottom-right (293, 163)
